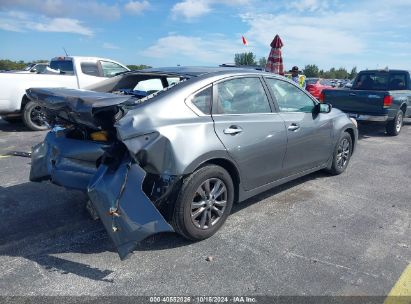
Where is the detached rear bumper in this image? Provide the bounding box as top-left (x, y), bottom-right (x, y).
top-left (30, 129), bottom-right (108, 191)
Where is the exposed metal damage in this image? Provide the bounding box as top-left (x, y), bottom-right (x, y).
top-left (26, 83), bottom-right (186, 259)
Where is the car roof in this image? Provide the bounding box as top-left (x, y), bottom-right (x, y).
top-left (139, 66), bottom-right (270, 78)
top-left (359, 69), bottom-right (408, 73)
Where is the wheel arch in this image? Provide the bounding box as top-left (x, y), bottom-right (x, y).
top-left (20, 94), bottom-right (30, 111)
top-left (400, 102), bottom-right (407, 114)
top-left (343, 127), bottom-right (356, 153)
top-left (187, 156), bottom-right (241, 204)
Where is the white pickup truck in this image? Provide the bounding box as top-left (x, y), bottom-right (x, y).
top-left (0, 56), bottom-right (129, 130)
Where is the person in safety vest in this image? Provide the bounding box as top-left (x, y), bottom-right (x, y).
top-left (288, 66), bottom-right (306, 89)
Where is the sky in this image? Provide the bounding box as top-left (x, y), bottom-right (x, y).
top-left (1, 0), bottom-right (411, 71)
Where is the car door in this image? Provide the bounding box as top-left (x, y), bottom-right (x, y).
top-left (264, 77), bottom-right (333, 176)
top-left (212, 76), bottom-right (287, 191)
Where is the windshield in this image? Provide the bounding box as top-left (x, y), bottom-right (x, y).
top-left (49, 60), bottom-right (74, 75)
top-left (23, 63), bottom-right (35, 71)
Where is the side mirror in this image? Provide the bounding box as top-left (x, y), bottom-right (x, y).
top-left (319, 103), bottom-right (332, 113)
top-left (313, 103), bottom-right (332, 114)
top-left (30, 69), bottom-right (36, 73)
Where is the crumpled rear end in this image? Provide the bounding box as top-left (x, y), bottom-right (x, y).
top-left (30, 129), bottom-right (108, 191)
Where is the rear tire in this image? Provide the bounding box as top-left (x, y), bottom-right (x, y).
top-left (327, 131), bottom-right (353, 175)
top-left (386, 110), bottom-right (403, 136)
top-left (172, 165), bottom-right (234, 241)
top-left (22, 101), bottom-right (49, 131)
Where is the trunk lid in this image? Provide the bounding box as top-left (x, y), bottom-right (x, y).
top-left (26, 87), bottom-right (134, 129)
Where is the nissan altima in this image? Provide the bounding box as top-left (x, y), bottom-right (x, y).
top-left (27, 67), bottom-right (358, 259)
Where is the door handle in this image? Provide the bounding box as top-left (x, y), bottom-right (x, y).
top-left (287, 123), bottom-right (300, 131)
top-left (349, 92), bottom-right (356, 96)
top-left (223, 125), bottom-right (243, 135)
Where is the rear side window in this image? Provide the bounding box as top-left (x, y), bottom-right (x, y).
top-left (190, 87), bottom-right (212, 115)
top-left (215, 77), bottom-right (271, 114)
top-left (81, 62), bottom-right (100, 77)
top-left (133, 78), bottom-right (164, 93)
top-left (388, 74), bottom-right (407, 90)
top-left (100, 61), bottom-right (128, 77)
top-left (49, 60), bottom-right (74, 75)
top-left (167, 77), bottom-right (181, 86)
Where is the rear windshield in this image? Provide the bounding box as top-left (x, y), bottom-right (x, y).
top-left (49, 60), bottom-right (74, 75)
top-left (353, 72), bottom-right (407, 90)
top-left (306, 78), bottom-right (319, 85)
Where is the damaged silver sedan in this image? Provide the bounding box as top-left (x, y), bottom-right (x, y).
top-left (27, 67), bottom-right (358, 259)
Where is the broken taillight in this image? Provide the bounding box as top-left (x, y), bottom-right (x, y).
top-left (383, 95), bottom-right (393, 108)
top-left (90, 131), bottom-right (109, 142)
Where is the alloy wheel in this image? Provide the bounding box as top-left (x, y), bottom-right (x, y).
top-left (30, 105), bottom-right (47, 128)
top-left (336, 138), bottom-right (351, 169)
top-left (190, 178), bottom-right (227, 230)
top-left (396, 112), bottom-right (403, 133)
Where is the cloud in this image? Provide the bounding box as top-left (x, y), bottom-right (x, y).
top-left (0, 0), bottom-right (120, 20)
top-left (171, 0), bottom-right (212, 20)
top-left (103, 42), bottom-right (120, 49)
top-left (171, 0), bottom-right (251, 21)
top-left (141, 34), bottom-right (245, 64)
top-left (237, 0), bottom-right (411, 70)
top-left (288, 0), bottom-right (332, 12)
top-left (124, 1), bottom-right (150, 14)
top-left (0, 12), bottom-right (93, 36)
top-left (33, 18), bottom-right (93, 36)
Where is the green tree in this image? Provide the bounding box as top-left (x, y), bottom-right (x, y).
top-left (303, 64), bottom-right (319, 77)
top-left (234, 52), bottom-right (256, 65)
top-left (0, 59), bottom-right (26, 71)
top-left (349, 67), bottom-right (357, 79)
top-left (258, 57), bottom-right (267, 68)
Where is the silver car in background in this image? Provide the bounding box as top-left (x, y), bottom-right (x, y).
top-left (27, 67), bottom-right (358, 259)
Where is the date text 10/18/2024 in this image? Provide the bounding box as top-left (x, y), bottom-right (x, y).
top-left (149, 296), bottom-right (257, 303)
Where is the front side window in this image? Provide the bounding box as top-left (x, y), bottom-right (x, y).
top-left (100, 61), bottom-right (128, 77)
top-left (265, 78), bottom-right (315, 113)
top-left (215, 77), bottom-right (271, 114)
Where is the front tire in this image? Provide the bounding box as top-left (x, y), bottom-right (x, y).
top-left (22, 101), bottom-right (49, 131)
top-left (327, 132), bottom-right (353, 175)
top-left (386, 110), bottom-right (403, 136)
top-left (172, 165), bottom-right (234, 241)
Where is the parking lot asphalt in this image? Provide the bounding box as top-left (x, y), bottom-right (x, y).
top-left (0, 118), bottom-right (410, 297)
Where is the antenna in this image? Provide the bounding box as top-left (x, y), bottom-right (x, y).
top-left (62, 47), bottom-right (69, 56)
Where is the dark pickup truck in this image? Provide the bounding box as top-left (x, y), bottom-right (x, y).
top-left (320, 69), bottom-right (411, 135)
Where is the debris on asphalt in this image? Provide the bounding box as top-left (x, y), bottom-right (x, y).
top-left (5, 150), bottom-right (31, 158)
top-left (206, 256), bottom-right (214, 262)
